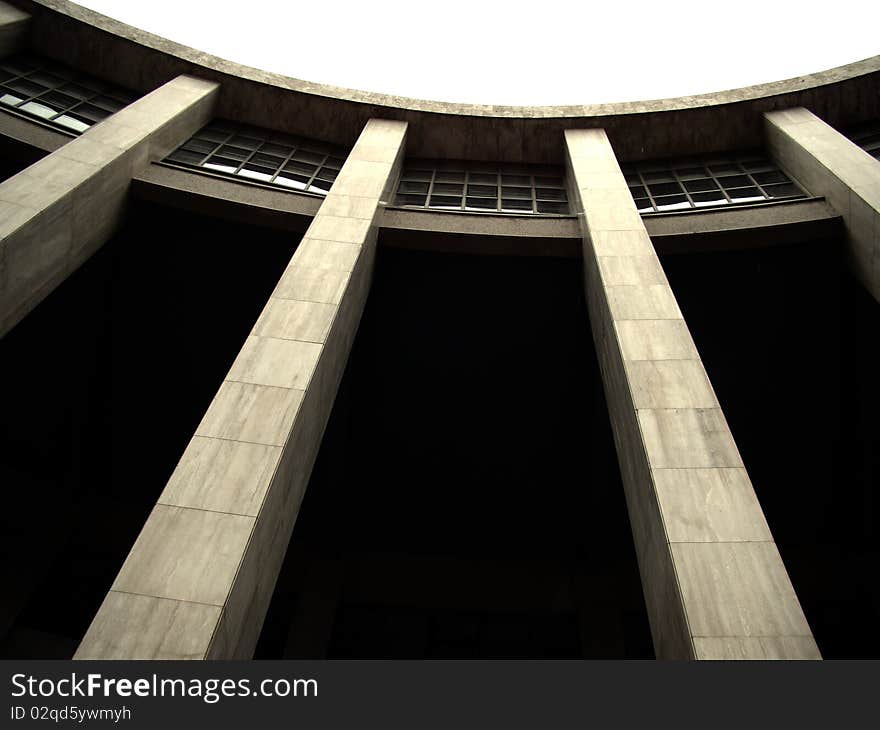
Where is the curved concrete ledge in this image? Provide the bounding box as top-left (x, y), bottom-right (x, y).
top-left (127, 161), bottom-right (840, 257)
top-left (9, 0), bottom-right (880, 162)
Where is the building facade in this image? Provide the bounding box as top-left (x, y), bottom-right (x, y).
top-left (0, 0), bottom-right (878, 660)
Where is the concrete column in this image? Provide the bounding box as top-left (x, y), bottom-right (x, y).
top-left (75, 119), bottom-right (407, 660)
top-left (765, 107), bottom-right (880, 302)
top-left (564, 128), bottom-right (819, 660)
top-left (0, 1), bottom-right (29, 57)
top-left (0, 74), bottom-right (219, 338)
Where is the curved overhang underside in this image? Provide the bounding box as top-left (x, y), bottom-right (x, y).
top-left (8, 0), bottom-right (880, 163)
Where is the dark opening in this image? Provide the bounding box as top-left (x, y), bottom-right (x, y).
top-left (0, 136), bottom-right (42, 181)
top-left (0, 199), bottom-right (297, 658)
top-left (256, 247), bottom-right (654, 659)
top-left (662, 237), bottom-right (880, 658)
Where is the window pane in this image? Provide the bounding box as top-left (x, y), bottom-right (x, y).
top-left (432, 182), bottom-right (463, 196)
top-left (398, 181), bottom-right (430, 194)
top-left (762, 182), bottom-right (801, 198)
top-left (501, 198), bottom-right (533, 212)
top-left (648, 182), bottom-right (681, 197)
top-left (429, 195), bottom-right (462, 209)
top-left (654, 194), bottom-right (690, 211)
top-left (395, 193), bottom-right (427, 206)
top-left (467, 184), bottom-right (496, 197)
top-left (690, 191), bottom-right (728, 207)
top-left (465, 197), bottom-right (497, 210)
top-left (683, 178), bottom-right (719, 193)
top-left (536, 200), bottom-right (569, 214)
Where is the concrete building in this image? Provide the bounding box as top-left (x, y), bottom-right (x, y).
top-left (0, 0), bottom-right (878, 660)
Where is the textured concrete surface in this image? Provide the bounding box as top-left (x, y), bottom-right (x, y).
top-left (7, 0), bottom-right (880, 162)
top-left (0, 1), bottom-right (29, 57)
top-left (565, 127), bottom-right (819, 660)
top-left (766, 107), bottom-right (880, 302)
top-left (75, 118), bottom-right (407, 660)
top-left (0, 74), bottom-right (218, 338)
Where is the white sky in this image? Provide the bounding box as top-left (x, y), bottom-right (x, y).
top-left (74, 1), bottom-right (879, 106)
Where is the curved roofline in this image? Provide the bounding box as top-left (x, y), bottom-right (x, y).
top-left (25, 0), bottom-right (880, 118)
top-left (10, 0), bottom-right (880, 162)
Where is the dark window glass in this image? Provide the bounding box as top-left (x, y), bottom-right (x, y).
top-left (164, 118), bottom-right (350, 196)
top-left (39, 90), bottom-right (79, 110)
top-left (72, 104), bottom-right (109, 123)
top-left (293, 149), bottom-right (325, 165)
top-left (395, 193), bottom-right (427, 206)
top-left (683, 178), bottom-right (719, 193)
top-left (91, 95), bottom-right (124, 113)
top-left (716, 174), bottom-right (751, 189)
top-left (762, 182), bottom-right (801, 198)
top-left (394, 159), bottom-right (568, 215)
top-left (626, 150), bottom-right (806, 213)
top-left (399, 181), bottom-right (430, 194)
top-left (465, 196), bottom-right (497, 210)
top-left (502, 186), bottom-right (532, 199)
top-left (467, 184), bottom-right (497, 197)
top-left (315, 167), bottom-right (338, 182)
top-left (534, 176), bottom-right (564, 187)
top-left (501, 198), bottom-right (534, 212)
top-left (726, 186), bottom-right (763, 201)
top-left (429, 195), bottom-right (462, 208)
top-left (401, 168), bottom-right (433, 181)
top-left (648, 182), bottom-right (681, 197)
top-left (307, 178), bottom-right (333, 193)
top-left (433, 183), bottom-right (464, 196)
top-left (675, 166), bottom-right (707, 180)
top-left (252, 152), bottom-right (285, 168)
top-left (182, 138), bottom-right (218, 155)
top-left (707, 163), bottom-right (740, 175)
top-left (217, 145), bottom-right (251, 161)
top-left (642, 170), bottom-right (674, 183)
top-left (0, 54), bottom-right (136, 133)
top-left (435, 171), bottom-right (465, 183)
top-left (536, 200), bottom-right (569, 214)
top-left (260, 142), bottom-right (293, 158)
top-left (229, 135), bottom-right (262, 150)
top-left (654, 194), bottom-right (690, 210)
top-left (167, 149), bottom-right (206, 165)
top-left (29, 71), bottom-right (64, 88)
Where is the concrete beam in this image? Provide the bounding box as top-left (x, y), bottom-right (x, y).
top-left (0, 74), bottom-right (219, 338)
top-left (765, 107), bottom-right (880, 302)
top-left (564, 128), bottom-right (820, 660)
top-left (0, 1), bottom-right (29, 57)
top-left (75, 118), bottom-right (407, 660)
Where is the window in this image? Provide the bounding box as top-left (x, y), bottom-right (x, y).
top-left (393, 159), bottom-right (570, 215)
top-left (847, 122), bottom-right (880, 162)
top-left (164, 120), bottom-right (350, 195)
top-left (622, 152), bottom-right (807, 213)
top-left (0, 54), bottom-right (137, 134)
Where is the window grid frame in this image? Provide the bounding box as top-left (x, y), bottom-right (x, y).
top-left (394, 161), bottom-right (570, 216)
top-left (626, 153), bottom-right (807, 214)
top-left (0, 54), bottom-right (135, 134)
top-left (165, 120), bottom-right (348, 196)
